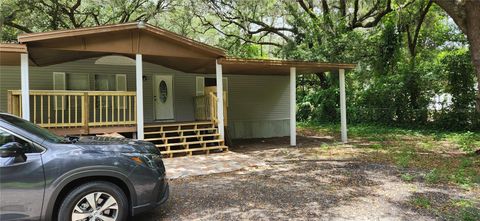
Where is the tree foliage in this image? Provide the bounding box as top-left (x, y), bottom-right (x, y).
top-left (0, 0), bottom-right (478, 130)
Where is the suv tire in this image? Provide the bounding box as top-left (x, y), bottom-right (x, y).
top-left (58, 181), bottom-right (128, 221)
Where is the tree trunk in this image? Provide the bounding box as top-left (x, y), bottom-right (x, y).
top-left (465, 1), bottom-right (480, 112)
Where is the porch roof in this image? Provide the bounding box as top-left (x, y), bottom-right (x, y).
top-left (1, 22), bottom-right (356, 74)
top-left (218, 58), bottom-right (356, 75)
top-left (0, 43), bottom-right (27, 65)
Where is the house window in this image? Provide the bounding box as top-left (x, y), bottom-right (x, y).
top-left (94, 74), bottom-right (128, 109)
top-left (95, 74), bottom-right (127, 91)
top-left (115, 74), bottom-right (127, 91)
top-left (53, 72), bottom-right (90, 91)
top-left (196, 76), bottom-right (205, 96)
top-left (53, 72), bottom-right (66, 110)
top-left (53, 72), bottom-right (66, 90)
top-left (67, 73), bottom-right (90, 90)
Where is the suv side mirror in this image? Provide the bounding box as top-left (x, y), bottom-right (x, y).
top-left (0, 142), bottom-right (27, 162)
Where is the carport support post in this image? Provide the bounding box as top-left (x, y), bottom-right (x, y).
top-left (339, 69), bottom-right (348, 143)
top-left (136, 54), bottom-right (144, 140)
top-left (290, 67), bottom-right (296, 146)
top-left (21, 53), bottom-right (30, 121)
top-left (216, 60), bottom-right (225, 139)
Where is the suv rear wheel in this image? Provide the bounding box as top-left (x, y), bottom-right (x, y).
top-left (58, 181), bottom-right (128, 221)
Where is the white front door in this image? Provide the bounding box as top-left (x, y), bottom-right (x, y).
top-left (153, 75), bottom-right (174, 120)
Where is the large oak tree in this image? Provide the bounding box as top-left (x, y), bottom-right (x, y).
top-left (433, 0), bottom-right (480, 112)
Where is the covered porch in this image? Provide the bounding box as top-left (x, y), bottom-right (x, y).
top-left (6, 89), bottom-right (224, 136)
top-left (0, 22), bottom-right (355, 158)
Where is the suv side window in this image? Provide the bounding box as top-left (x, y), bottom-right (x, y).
top-left (0, 128), bottom-right (43, 154)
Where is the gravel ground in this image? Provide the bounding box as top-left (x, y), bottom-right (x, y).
top-left (135, 137), bottom-right (479, 221)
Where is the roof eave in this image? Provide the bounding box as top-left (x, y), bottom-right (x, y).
top-left (16, 22), bottom-right (226, 57)
top-left (18, 22), bottom-right (138, 43)
top-left (0, 43), bottom-right (28, 53)
top-left (219, 57), bottom-right (357, 70)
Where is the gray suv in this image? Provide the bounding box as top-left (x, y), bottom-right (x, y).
top-left (0, 113), bottom-right (169, 221)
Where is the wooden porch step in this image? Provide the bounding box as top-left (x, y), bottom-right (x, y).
top-left (144, 127), bottom-right (217, 135)
top-left (143, 120), bottom-right (227, 158)
top-left (144, 121), bottom-right (213, 128)
top-left (155, 139), bottom-right (224, 148)
top-left (160, 146), bottom-right (228, 157)
top-left (144, 133), bottom-right (220, 142)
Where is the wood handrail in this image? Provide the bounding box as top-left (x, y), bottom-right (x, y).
top-left (194, 92), bottom-right (227, 126)
top-left (9, 90), bottom-right (135, 96)
top-left (7, 90), bottom-right (137, 130)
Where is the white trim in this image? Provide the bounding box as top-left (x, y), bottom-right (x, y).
top-left (216, 60), bottom-right (225, 139)
top-left (136, 54), bottom-right (144, 140)
top-left (339, 69), bottom-right (348, 143)
top-left (290, 67), bottom-right (296, 146)
top-left (21, 53), bottom-right (30, 121)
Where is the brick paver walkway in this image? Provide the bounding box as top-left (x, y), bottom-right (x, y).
top-left (163, 151), bottom-right (265, 179)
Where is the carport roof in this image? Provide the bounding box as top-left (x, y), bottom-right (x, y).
top-left (218, 58), bottom-right (356, 75)
top-left (1, 22), bottom-right (356, 74)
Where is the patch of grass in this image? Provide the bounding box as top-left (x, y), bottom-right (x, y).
top-left (425, 169), bottom-right (441, 184)
top-left (370, 143), bottom-right (384, 150)
top-left (447, 158), bottom-right (478, 188)
top-left (449, 169), bottom-right (476, 189)
top-left (412, 196), bottom-right (431, 209)
top-left (395, 149), bottom-right (415, 168)
top-left (419, 140), bottom-right (435, 150)
top-left (298, 123), bottom-right (480, 189)
top-left (452, 199), bottom-right (474, 208)
top-left (320, 143), bottom-right (331, 150)
top-left (451, 199), bottom-right (480, 221)
top-left (401, 173), bottom-right (415, 182)
top-left (445, 132), bottom-right (480, 154)
top-left (460, 207), bottom-right (480, 221)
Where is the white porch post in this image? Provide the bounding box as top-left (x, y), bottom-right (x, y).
top-left (215, 60), bottom-right (225, 139)
top-left (21, 53), bottom-right (30, 121)
top-left (290, 67), bottom-right (296, 146)
top-left (339, 69), bottom-right (348, 143)
top-left (136, 54), bottom-right (144, 140)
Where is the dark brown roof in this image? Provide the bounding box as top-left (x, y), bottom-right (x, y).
top-left (18, 22), bottom-right (225, 57)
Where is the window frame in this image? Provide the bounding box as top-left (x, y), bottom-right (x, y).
top-left (115, 74), bottom-right (127, 91)
top-left (0, 126), bottom-right (46, 155)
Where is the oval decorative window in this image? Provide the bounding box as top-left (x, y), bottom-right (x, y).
top-left (159, 80), bottom-right (168, 103)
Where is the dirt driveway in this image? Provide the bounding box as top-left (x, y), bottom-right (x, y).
top-left (136, 136), bottom-right (479, 221)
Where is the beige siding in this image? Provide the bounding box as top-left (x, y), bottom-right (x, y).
top-left (0, 58), bottom-right (291, 139)
top-left (226, 75), bottom-right (290, 138)
top-left (0, 66), bottom-right (21, 113)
